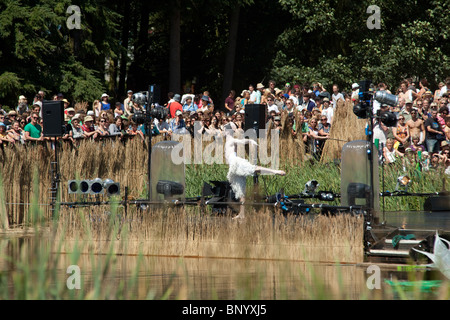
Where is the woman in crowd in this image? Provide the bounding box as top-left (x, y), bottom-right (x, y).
top-left (95, 117), bottom-right (110, 139)
top-left (7, 120), bottom-right (25, 144)
top-left (383, 138), bottom-right (404, 164)
top-left (0, 123), bottom-right (15, 144)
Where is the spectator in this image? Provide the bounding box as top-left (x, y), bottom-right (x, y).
top-left (240, 90), bottom-right (250, 109)
top-left (127, 121), bottom-right (145, 140)
top-left (307, 117), bottom-right (327, 160)
top-left (399, 98), bottom-right (414, 122)
top-left (268, 80), bottom-right (276, 95)
top-left (383, 138), bottom-right (403, 164)
top-left (254, 83), bottom-right (264, 104)
top-left (351, 83), bottom-right (359, 101)
top-left (114, 102), bottom-right (124, 118)
top-left (95, 117), bottom-right (110, 138)
top-left (71, 116), bottom-right (86, 141)
top-left (109, 116), bottom-right (124, 137)
top-left (7, 120), bottom-right (24, 144)
top-left (183, 96), bottom-right (197, 112)
top-left (406, 109), bottom-right (426, 145)
top-left (93, 100), bottom-right (102, 117)
top-left (198, 96), bottom-right (210, 113)
top-left (17, 95), bottom-right (29, 115)
top-left (392, 115), bottom-right (410, 153)
top-left (424, 109), bottom-right (445, 154)
top-left (81, 115), bottom-right (97, 139)
top-left (331, 84), bottom-right (344, 109)
top-left (266, 95), bottom-right (279, 114)
top-left (298, 93), bottom-right (315, 112)
top-left (321, 98), bottom-right (333, 124)
top-left (169, 110), bottom-right (187, 135)
top-left (24, 112), bottom-right (43, 142)
top-left (409, 135), bottom-right (425, 153)
top-left (167, 94), bottom-right (183, 118)
top-left (124, 90), bottom-right (134, 116)
top-left (0, 122), bottom-right (15, 144)
top-left (224, 90), bottom-right (236, 114)
top-left (101, 93), bottom-right (111, 111)
top-left (444, 116), bottom-right (450, 142)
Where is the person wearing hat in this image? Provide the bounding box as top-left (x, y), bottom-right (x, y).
top-left (65, 107), bottom-right (76, 123)
top-left (167, 94), bottom-right (183, 118)
top-left (124, 90), bottom-right (134, 116)
top-left (169, 109), bottom-right (186, 135)
top-left (398, 98), bottom-right (415, 122)
top-left (0, 121), bottom-right (15, 144)
top-left (198, 95), bottom-right (211, 113)
top-left (351, 83), bottom-right (360, 101)
top-left (81, 115), bottom-right (97, 138)
top-left (4, 110), bottom-right (17, 129)
top-left (16, 95), bottom-right (29, 115)
top-left (254, 83), bottom-right (264, 104)
top-left (101, 93), bottom-right (111, 111)
top-left (321, 98), bottom-right (333, 124)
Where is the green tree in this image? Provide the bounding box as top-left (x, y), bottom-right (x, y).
top-left (271, 0), bottom-right (450, 92)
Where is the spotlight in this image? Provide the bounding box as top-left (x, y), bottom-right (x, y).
top-left (68, 180), bottom-right (80, 194)
top-left (132, 92), bottom-right (148, 105)
top-left (103, 179), bottom-right (120, 197)
top-left (303, 180), bottom-right (319, 196)
top-left (318, 191), bottom-right (335, 202)
top-left (374, 91), bottom-right (399, 107)
top-left (79, 180), bottom-right (90, 194)
top-left (89, 178), bottom-right (104, 195)
top-left (156, 180), bottom-right (184, 199)
top-left (396, 175), bottom-right (411, 192)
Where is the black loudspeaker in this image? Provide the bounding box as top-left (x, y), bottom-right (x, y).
top-left (244, 104), bottom-right (266, 138)
top-left (42, 100), bottom-right (64, 137)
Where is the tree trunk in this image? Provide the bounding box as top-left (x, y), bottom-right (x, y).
top-left (118, 0), bottom-right (131, 96)
top-left (169, 0), bottom-right (181, 94)
top-left (221, 6), bottom-right (240, 110)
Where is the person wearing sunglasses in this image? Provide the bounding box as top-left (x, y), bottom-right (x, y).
top-left (24, 112), bottom-right (44, 142)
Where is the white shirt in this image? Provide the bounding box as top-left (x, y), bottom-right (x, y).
top-left (267, 103), bottom-right (280, 114)
top-left (321, 107), bottom-right (334, 124)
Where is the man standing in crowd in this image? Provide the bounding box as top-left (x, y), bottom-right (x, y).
top-left (425, 109), bottom-right (445, 154)
top-left (168, 94), bottom-right (183, 118)
top-left (331, 84), bottom-right (344, 109)
top-left (24, 112), bottom-right (43, 142)
top-left (224, 90), bottom-right (236, 114)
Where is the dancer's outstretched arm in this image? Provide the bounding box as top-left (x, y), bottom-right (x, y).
top-left (232, 138), bottom-right (258, 146)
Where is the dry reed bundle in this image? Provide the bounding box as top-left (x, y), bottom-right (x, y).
top-left (56, 206), bottom-right (364, 264)
top-left (74, 101), bottom-right (89, 113)
top-left (320, 99), bottom-right (367, 163)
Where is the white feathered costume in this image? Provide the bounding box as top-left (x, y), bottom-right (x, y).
top-left (224, 123), bottom-right (256, 199)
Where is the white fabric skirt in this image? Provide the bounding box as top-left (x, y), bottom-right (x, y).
top-left (226, 154), bottom-right (256, 199)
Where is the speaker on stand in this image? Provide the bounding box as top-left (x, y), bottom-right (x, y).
top-left (244, 104), bottom-right (267, 186)
top-left (42, 100), bottom-right (65, 218)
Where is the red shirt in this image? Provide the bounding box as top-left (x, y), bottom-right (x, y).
top-left (168, 101), bottom-right (183, 118)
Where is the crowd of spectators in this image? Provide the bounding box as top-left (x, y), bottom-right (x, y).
top-left (1, 77), bottom-right (450, 175)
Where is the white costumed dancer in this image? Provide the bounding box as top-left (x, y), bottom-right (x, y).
top-left (224, 122), bottom-right (285, 219)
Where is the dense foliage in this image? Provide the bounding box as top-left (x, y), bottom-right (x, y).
top-left (0, 0), bottom-right (448, 108)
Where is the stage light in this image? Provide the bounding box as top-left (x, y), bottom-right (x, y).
top-left (318, 191), bottom-right (335, 202)
top-left (303, 180), bottom-right (319, 196)
top-left (80, 180), bottom-right (90, 194)
top-left (156, 180), bottom-right (184, 199)
top-left (103, 179), bottom-right (120, 197)
top-left (396, 175), bottom-right (411, 192)
top-left (89, 178), bottom-right (104, 195)
top-left (374, 91), bottom-right (398, 107)
top-left (68, 180), bottom-right (80, 194)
